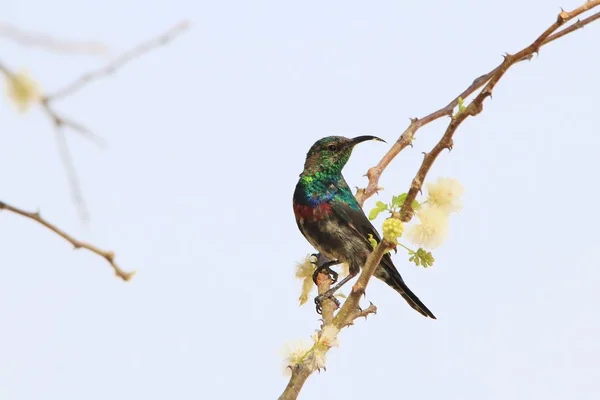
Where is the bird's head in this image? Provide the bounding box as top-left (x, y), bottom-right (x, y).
top-left (301, 135), bottom-right (385, 176)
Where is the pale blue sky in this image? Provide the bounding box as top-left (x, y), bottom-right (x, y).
top-left (1, 0), bottom-right (599, 399)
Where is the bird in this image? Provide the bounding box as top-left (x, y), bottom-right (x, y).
top-left (292, 135), bottom-right (436, 319)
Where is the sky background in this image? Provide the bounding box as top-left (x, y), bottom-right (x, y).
top-left (1, 0), bottom-right (599, 399)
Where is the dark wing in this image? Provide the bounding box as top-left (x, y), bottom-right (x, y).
top-left (330, 193), bottom-right (383, 245)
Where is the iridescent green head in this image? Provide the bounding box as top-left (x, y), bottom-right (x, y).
top-left (301, 135), bottom-right (385, 177)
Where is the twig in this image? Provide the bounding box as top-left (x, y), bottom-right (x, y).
top-left (38, 97), bottom-right (110, 222)
top-left (344, 302), bottom-right (378, 328)
top-left (543, 10), bottom-right (600, 44)
top-left (0, 200), bottom-right (135, 281)
top-left (47, 20), bottom-right (190, 102)
top-left (0, 22), bottom-right (108, 55)
top-left (355, 4), bottom-right (600, 208)
top-left (41, 98), bottom-right (107, 146)
top-left (52, 125), bottom-right (91, 223)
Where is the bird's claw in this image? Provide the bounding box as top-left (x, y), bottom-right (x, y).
top-left (309, 255), bottom-right (340, 285)
top-left (312, 266), bottom-right (338, 286)
top-left (314, 292), bottom-right (341, 314)
top-left (328, 269), bottom-right (338, 284)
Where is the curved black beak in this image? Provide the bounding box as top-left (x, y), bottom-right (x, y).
top-left (350, 135), bottom-right (386, 146)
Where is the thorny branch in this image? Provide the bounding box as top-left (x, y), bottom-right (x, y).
top-left (279, 2), bottom-right (600, 399)
top-left (0, 201), bottom-right (135, 281)
top-left (279, 246), bottom-right (386, 400)
top-left (279, 271), bottom-right (334, 400)
top-left (355, 5), bottom-right (600, 214)
top-left (394, 4), bottom-right (600, 222)
top-left (1, 20), bottom-right (190, 222)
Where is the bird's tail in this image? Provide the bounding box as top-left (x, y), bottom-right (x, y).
top-left (375, 255), bottom-right (437, 319)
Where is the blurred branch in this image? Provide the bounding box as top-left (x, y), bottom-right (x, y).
top-left (48, 20), bottom-right (190, 101)
top-left (0, 22), bottom-right (108, 55)
top-left (355, 3), bottom-right (600, 210)
top-left (37, 97), bottom-right (107, 222)
top-left (0, 200), bottom-right (135, 281)
top-left (1, 20), bottom-right (190, 222)
top-left (52, 126), bottom-right (92, 222)
top-left (41, 98), bottom-right (106, 146)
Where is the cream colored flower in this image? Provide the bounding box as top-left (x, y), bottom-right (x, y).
top-left (317, 325), bottom-right (340, 348)
top-left (312, 347), bottom-right (327, 371)
top-left (4, 69), bottom-right (41, 112)
top-left (426, 177), bottom-right (464, 214)
top-left (295, 255), bottom-right (317, 305)
top-left (280, 338), bottom-right (313, 375)
top-left (307, 325), bottom-right (339, 371)
top-left (406, 205), bottom-right (449, 249)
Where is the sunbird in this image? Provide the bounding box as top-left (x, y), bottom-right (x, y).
top-left (292, 136), bottom-right (436, 319)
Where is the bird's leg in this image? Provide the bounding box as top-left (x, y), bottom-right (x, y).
top-left (314, 270), bottom-right (358, 314)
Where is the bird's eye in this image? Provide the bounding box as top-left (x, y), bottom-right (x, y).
top-left (327, 144), bottom-right (337, 151)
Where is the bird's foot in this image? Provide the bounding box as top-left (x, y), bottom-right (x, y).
top-left (312, 266), bottom-right (338, 286)
top-left (310, 254), bottom-right (340, 286)
top-left (314, 292), bottom-right (341, 314)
